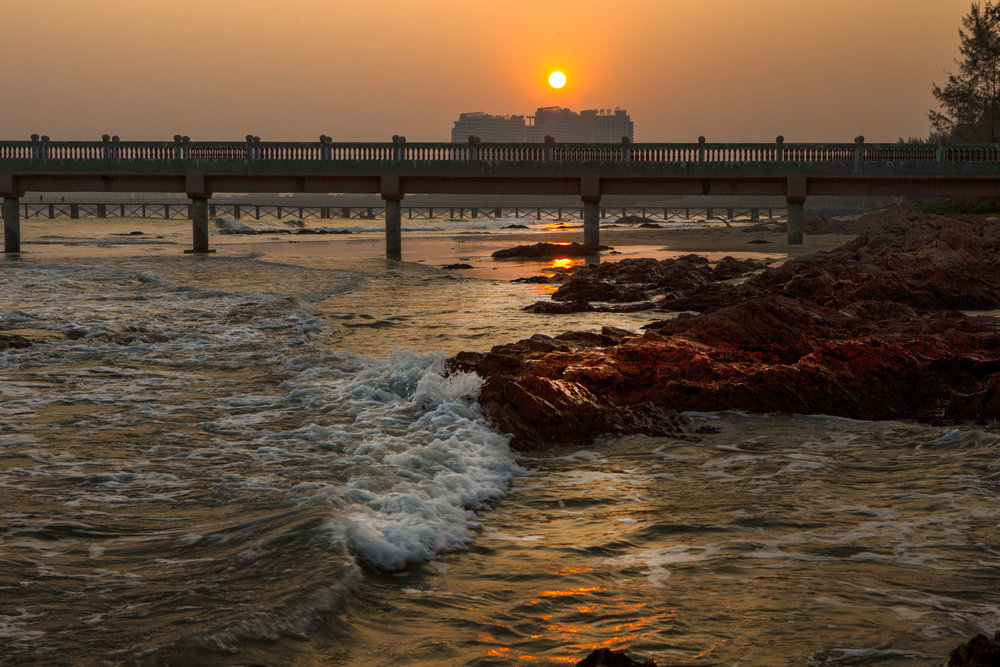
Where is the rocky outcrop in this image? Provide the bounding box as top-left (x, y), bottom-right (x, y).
top-left (454, 295), bottom-right (1000, 449)
top-left (453, 211), bottom-right (1000, 449)
top-left (663, 211), bottom-right (1000, 313)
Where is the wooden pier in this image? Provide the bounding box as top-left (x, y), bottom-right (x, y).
top-left (2, 134), bottom-right (999, 258)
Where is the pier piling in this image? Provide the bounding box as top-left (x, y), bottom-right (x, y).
top-left (382, 174), bottom-right (403, 260)
top-left (3, 195), bottom-right (20, 253)
top-left (583, 200), bottom-right (600, 246)
top-left (385, 199), bottom-right (402, 260)
top-left (185, 196), bottom-right (214, 254)
top-left (786, 176), bottom-right (807, 245)
top-left (786, 201), bottom-right (804, 244)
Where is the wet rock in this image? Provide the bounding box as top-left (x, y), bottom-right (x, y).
top-left (747, 238), bottom-right (771, 244)
top-left (492, 242), bottom-right (610, 259)
top-left (441, 263), bottom-right (473, 270)
top-left (598, 301), bottom-right (658, 313)
top-left (616, 215), bottom-right (656, 225)
top-left (658, 211), bottom-right (1000, 313)
top-left (553, 277), bottom-right (649, 303)
top-left (0, 334), bottom-right (31, 350)
top-left (526, 255), bottom-right (765, 313)
top-left (502, 224), bottom-right (530, 229)
top-left (711, 256), bottom-right (767, 281)
top-left (949, 631), bottom-right (1000, 666)
top-left (658, 283), bottom-right (758, 312)
top-left (512, 275), bottom-right (562, 284)
top-left (291, 228), bottom-right (352, 235)
top-left (638, 222), bottom-right (662, 228)
top-left (523, 300), bottom-right (594, 314)
top-left (458, 293), bottom-right (1000, 449)
top-left (576, 648), bottom-right (657, 667)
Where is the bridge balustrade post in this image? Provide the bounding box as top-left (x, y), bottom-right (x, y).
top-left (698, 136), bottom-right (706, 162)
top-left (775, 135), bottom-right (784, 162)
top-left (102, 134), bottom-right (112, 160)
top-left (174, 135), bottom-right (184, 160)
top-left (936, 143), bottom-right (944, 162)
top-left (30, 134), bottom-right (39, 161)
top-left (854, 136), bottom-right (865, 173)
top-left (3, 194), bottom-right (21, 253)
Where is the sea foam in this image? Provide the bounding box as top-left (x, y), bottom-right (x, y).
top-left (278, 349), bottom-right (520, 571)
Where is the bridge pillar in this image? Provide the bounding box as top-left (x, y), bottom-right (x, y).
top-left (786, 199), bottom-right (804, 245)
top-left (786, 176), bottom-right (807, 245)
top-left (381, 174), bottom-right (403, 261)
top-left (185, 196), bottom-right (214, 254)
top-left (384, 198), bottom-right (402, 260)
top-left (583, 200), bottom-right (600, 246)
top-left (3, 195), bottom-right (20, 253)
top-left (581, 176), bottom-right (601, 247)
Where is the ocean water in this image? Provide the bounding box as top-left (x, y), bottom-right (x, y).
top-left (1, 219), bottom-right (998, 665)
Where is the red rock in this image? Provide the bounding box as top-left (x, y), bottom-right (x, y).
top-left (454, 212), bottom-right (1000, 449)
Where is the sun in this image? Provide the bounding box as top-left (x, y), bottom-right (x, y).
top-left (548, 71), bottom-right (567, 89)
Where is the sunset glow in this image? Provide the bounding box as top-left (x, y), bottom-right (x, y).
top-left (549, 71), bottom-right (567, 89)
top-left (0, 2), bottom-right (982, 141)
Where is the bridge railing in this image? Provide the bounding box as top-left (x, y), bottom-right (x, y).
top-left (1, 138), bottom-right (999, 165)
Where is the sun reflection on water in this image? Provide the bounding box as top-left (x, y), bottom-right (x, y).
top-left (479, 584), bottom-right (674, 664)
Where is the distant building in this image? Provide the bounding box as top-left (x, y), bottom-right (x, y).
top-left (451, 107), bottom-right (633, 143)
top-left (450, 112), bottom-right (528, 142)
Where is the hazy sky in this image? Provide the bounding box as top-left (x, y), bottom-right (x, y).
top-left (0, 0), bottom-right (980, 142)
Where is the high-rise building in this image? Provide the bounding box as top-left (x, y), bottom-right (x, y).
top-left (451, 107), bottom-right (633, 143)
top-left (450, 112), bottom-right (528, 142)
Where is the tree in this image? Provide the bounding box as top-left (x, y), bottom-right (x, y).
top-left (931, 1), bottom-right (1000, 143)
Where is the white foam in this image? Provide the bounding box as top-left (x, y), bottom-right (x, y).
top-left (276, 350), bottom-right (520, 571)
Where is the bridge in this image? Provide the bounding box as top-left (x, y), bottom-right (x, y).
top-left (2, 134), bottom-right (998, 258)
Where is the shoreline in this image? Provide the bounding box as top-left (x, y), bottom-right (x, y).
top-left (5, 214), bottom-right (854, 279)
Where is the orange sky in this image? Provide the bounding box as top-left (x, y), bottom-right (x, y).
top-left (0, 0), bottom-right (979, 142)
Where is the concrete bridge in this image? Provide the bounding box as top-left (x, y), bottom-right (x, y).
top-left (2, 134), bottom-right (999, 258)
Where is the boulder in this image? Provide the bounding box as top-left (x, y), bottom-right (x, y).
top-left (492, 242), bottom-right (610, 259)
top-left (949, 632), bottom-right (1000, 666)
